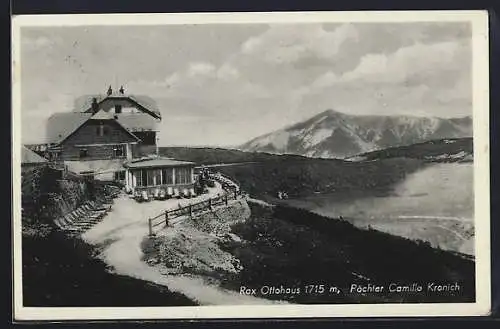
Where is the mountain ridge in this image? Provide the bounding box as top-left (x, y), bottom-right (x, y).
top-left (240, 109), bottom-right (472, 159)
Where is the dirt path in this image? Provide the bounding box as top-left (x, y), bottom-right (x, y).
top-left (82, 185), bottom-right (281, 306)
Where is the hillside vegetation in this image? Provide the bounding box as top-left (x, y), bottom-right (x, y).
top-left (350, 137), bottom-right (473, 162)
top-left (219, 202), bottom-right (475, 304)
top-left (21, 169), bottom-right (196, 307)
top-left (159, 146), bottom-right (306, 165)
top-left (23, 231), bottom-right (196, 306)
top-left (160, 138), bottom-right (472, 201)
top-left (219, 157), bottom-right (426, 199)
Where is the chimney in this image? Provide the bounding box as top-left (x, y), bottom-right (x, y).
top-left (107, 85), bottom-right (113, 96)
top-left (119, 85), bottom-right (125, 94)
top-left (91, 97), bottom-right (99, 114)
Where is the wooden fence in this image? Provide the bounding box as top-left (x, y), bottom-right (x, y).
top-left (148, 189), bottom-right (240, 236)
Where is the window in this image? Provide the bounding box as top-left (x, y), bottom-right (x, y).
top-left (135, 169), bottom-right (163, 186)
top-left (115, 105), bottom-right (122, 114)
top-left (50, 151), bottom-right (61, 161)
top-left (146, 170), bottom-right (155, 186)
top-left (96, 123), bottom-right (107, 137)
top-left (79, 148), bottom-right (88, 158)
top-left (95, 122), bottom-right (110, 136)
top-left (135, 171), bottom-right (142, 187)
top-left (175, 167), bottom-right (192, 185)
top-left (152, 169), bottom-right (161, 186)
top-left (162, 168), bottom-right (173, 185)
top-left (114, 170), bottom-right (126, 181)
top-left (136, 169), bottom-right (147, 187)
top-left (113, 145), bottom-right (125, 158)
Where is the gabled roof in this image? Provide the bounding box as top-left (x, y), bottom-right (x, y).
top-left (46, 111), bottom-right (142, 145)
top-left (46, 112), bottom-right (93, 144)
top-left (127, 95), bottom-right (161, 117)
top-left (74, 93), bottom-right (161, 119)
top-left (115, 113), bottom-right (159, 132)
top-left (88, 111), bottom-right (142, 143)
top-left (124, 157), bottom-right (195, 169)
top-left (22, 146), bottom-right (47, 164)
top-left (90, 109), bottom-right (115, 120)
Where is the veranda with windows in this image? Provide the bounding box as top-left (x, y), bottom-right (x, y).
top-left (124, 157), bottom-right (196, 193)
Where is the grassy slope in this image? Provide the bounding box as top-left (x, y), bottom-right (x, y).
top-left (219, 157), bottom-right (426, 199)
top-left (161, 139), bottom-right (472, 200)
top-left (22, 139), bottom-right (472, 306)
top-left (21, 171), bottom-right (196, 307)
top-left (159, 138), bottom-right (472, 165)
top-left (159, 146), bottom-right (306, 164)
top-left (219, 202), bottom-right (475, 304)
top-left (355, 137), bottom-right (473, 161)
top-left (22, 229), bottom-right (197, 307)
top-left (212, 138), bottom-right (475, 304)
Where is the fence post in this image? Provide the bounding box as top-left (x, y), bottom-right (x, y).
top-left (225, 194), bottom-right (228, 205)
top-left (189, 204), bottom-right (193, 219)
top-left (164, 210), bottom-right (169, 227)
top-left (234, 189), bottom-right (237, 199)
top-left (148, 218), bottom-right (153, 236)
top-left (208, 198), bottom-right (212, 209)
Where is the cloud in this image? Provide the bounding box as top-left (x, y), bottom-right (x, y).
top-left (297, 37), bottom-right (470, 100)
top-left (237, 22), bottom-right (470, 74)
top-left (341, 40), bottom-right (469, 85)
top-left (241, 24), bottom-right (358, 64)
top-left (187, 61), bottom-right (217, 77)
top-left (19, 22), bottom-right (473, 146)
top-left (21, 92), bottom-right (76, 143)
top-left (129, 60), bottom-right (264, 100)
top-left (289, 35), bottom-right (471, 121)
top-left (217, 64), bottom-right (240, 80)
top-left (129, 73), bottom-right (180, 91)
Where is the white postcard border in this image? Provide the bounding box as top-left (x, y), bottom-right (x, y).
top-left (11, 10), bottom-right (491, 321)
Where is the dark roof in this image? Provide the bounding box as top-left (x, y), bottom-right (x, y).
top-left (90, 110), bottom-right (116, 120)
top-left (22, 146), bottom-right (47, 164)
top-left (128, 95), bottom-right (161, 117)
top-left (115, 113), bottom-right (159, 132)
top-left (124, 157), bottom-right (195, 169)
top-left (89, 111), bottom-right (142, 142)
top-left (46, 112), bottom-right (93, 144)
top-left (46, 111), bottom-right (142, 145)
top-left (73, 93), bottom-right (161, 119)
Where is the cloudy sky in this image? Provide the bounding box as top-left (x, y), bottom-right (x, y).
top-left (19, 22), bottom-right (472, 146)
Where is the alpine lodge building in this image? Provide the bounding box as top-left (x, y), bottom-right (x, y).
top-left (37, 86), bottom-right (196, 194)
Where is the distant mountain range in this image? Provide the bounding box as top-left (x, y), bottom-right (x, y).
top-left (239, 109), bottom-right (473, 159)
